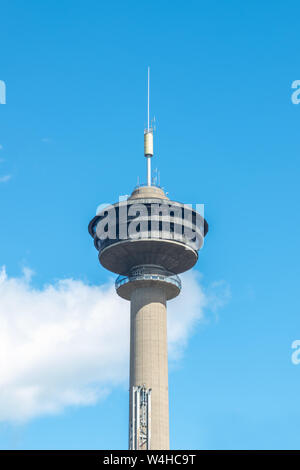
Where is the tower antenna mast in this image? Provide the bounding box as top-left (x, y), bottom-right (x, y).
top-left (144, 67), bottom-right (153, 186)
top-left (148, 66), bottom-right (150, 131)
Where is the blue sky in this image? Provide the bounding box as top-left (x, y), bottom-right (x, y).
top-left (0, 0), bottom-right (300, 450)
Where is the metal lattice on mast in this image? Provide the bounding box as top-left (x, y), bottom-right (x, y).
top-left (129, 385), bottom-right (152, 450)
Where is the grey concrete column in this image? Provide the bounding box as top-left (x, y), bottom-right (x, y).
top-left (129, 285), bottom-right (169, 450)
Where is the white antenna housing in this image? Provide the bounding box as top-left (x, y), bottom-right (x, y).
top-left (144, 67), bottom-right (153, 186)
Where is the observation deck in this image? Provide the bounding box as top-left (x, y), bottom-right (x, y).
top-left (88, 185), bottom-right (208, 276)
top-left (115, 264), bottom-right (181, 300)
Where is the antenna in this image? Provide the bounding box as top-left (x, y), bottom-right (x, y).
top-left (148, 67), bottom-right (150, 132)
top-left (144, 67), bottom-right (154, 186)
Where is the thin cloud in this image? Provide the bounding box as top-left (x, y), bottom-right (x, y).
top-left (0, 267), bottom-right (229, 423)
top-left (0, 175), bottom-right (11, 183)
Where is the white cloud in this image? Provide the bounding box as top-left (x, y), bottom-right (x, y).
top-left (167, 271), bottom-right (208, 359)
top-left (0, 267), bottom-right (229, 423)
top-left (0, 175), bottom-right (11, 183)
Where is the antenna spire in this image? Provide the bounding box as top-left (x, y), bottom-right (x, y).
top-left (144, 67), bottom-right (154, 186)
top-left (147, 67), bottom-right (150, 132)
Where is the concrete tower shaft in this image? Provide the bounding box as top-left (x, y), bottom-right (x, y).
top-left (130, 286), bottom-right (169, 450)
top-left (116, 189), bottom-right (182, 450)
top-left (116, 263), bottom-right (180, 449)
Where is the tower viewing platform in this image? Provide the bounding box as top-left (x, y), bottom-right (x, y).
top-left (88, 184), bottom-right (208, 276)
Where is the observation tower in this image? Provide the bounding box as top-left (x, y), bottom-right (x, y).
top-left (88, 69), bottom-right (208, 449)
